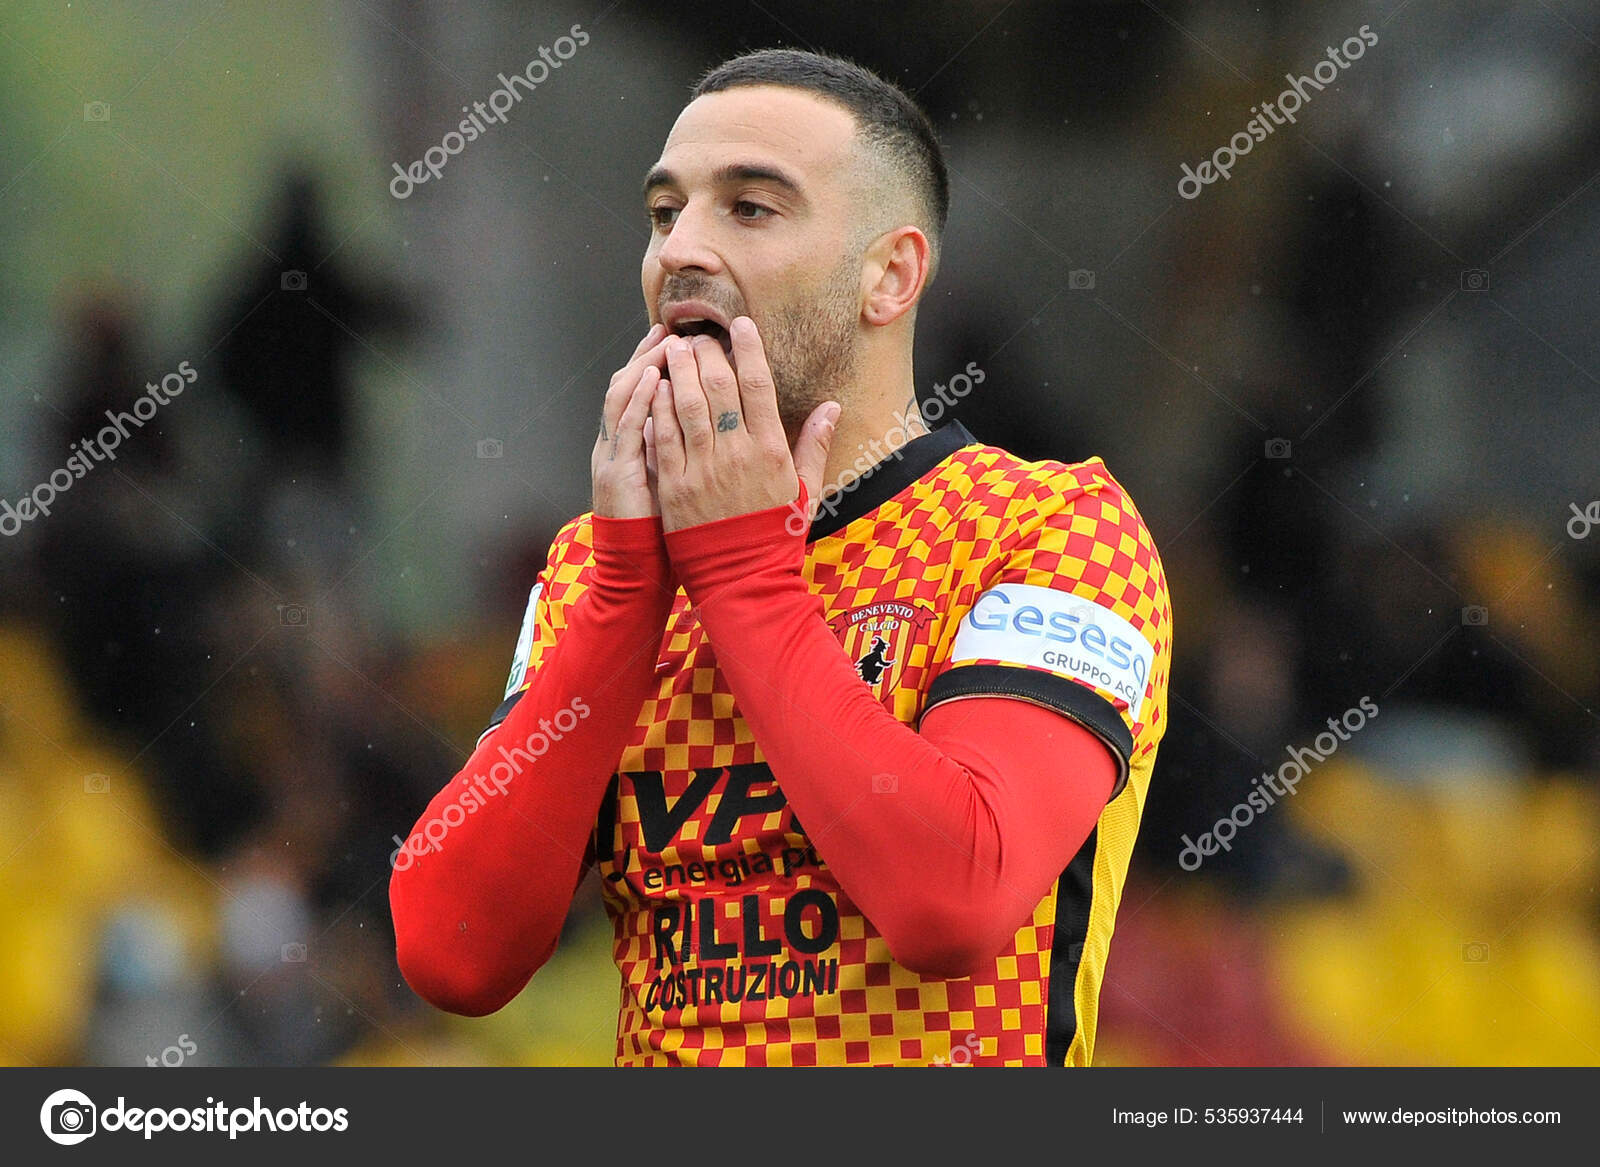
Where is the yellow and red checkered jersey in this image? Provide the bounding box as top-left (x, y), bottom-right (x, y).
top-left (486, 420), bottom-right (1172, 1065)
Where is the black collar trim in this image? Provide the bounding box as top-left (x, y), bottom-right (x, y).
top-left (806, 420), bottom-right (978, 543)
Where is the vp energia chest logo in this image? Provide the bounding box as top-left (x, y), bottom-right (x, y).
top-left (828, 599), bottom-right (937, 693)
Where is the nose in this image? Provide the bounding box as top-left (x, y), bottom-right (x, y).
top-left (654, 198), bottom-right (724, 277)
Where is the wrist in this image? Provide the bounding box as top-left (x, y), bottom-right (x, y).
top-left (591, 513), bottom-right (676, 593)
top-left (665, 480), bottom-right (809, 603)
top-left (591, 511), bottom-right (667, 551)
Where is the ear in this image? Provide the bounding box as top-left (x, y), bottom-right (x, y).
top-left (860, 226), bottom-right (930, 328)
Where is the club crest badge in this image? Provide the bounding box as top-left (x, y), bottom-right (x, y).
top-left (827, 599), bottom-right (937, 695)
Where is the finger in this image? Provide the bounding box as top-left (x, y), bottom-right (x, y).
top-left (650, 376), bottom-right (685, 480)
top-left (601, 334), bottom-right (671, 441)
top-left (727, 315), bottom-right (783, 434)
top-left (628, 321), bottom-right (666, 362)
top-left (793, 401), bottom-right (841, 518)
top-left (609, 365), bottom-right (658, 463)
top-left (643, 415), bottom-right (658, 482)
top-left (664, 336), bottom-right (712, 453)
top-left (615, 331), bottom-right (671, 386)
top-left (690, 335), bottom-right (743, 443)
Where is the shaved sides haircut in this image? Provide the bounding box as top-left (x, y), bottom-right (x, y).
top-left (691, 48), bottom-right (950, 281)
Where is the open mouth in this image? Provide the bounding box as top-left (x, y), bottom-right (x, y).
top-left (667, 316), bottom-right (734, 357)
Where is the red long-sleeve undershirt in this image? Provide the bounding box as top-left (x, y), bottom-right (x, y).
top-left (392, 487), bottom-right (1115, 1016)
top-left (665, 481), bottom-right (1114, 979)
top-left (390, 514), bottom-right (676, 1016)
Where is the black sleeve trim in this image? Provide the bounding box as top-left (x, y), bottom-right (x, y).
top-left (476, 688), bottom-right (527, 746)
top-left (921, 663), bottom-right (1134, 802)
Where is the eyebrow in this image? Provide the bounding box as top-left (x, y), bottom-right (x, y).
top-left (642, 161), bottom-right (805, 200)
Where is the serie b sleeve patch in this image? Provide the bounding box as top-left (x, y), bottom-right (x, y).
top-left (504, 581), bottom-right (544, 699)
top-left (477, 516), bottom-right (588, 745)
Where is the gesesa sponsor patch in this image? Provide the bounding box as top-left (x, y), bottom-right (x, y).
top-left (949, 582), bottom-right (1155, 719)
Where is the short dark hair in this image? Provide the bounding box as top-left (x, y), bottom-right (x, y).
top-left (691, 49), bottom-right (949, 266)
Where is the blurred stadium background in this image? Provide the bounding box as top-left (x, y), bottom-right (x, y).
top-left (2, 0), bottom-right (1597, 1067)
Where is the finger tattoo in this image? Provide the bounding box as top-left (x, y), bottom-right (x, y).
top-left (716, 411), bottom-right (740, 432)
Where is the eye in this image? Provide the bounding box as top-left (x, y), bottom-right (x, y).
top-left (648, 204), bottom-right (680, 230)
top-left (734, 200), bottom-right (774, 222)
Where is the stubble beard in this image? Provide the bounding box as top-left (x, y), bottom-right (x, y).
top-left (765, 256), bottom-right (861, 438)
top-left (659, 258), bottom-right (862, 441)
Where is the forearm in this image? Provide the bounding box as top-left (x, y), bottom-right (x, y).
top-left (390, 516), bottom-right (674, 1015)
top-left (666, 497), bottom-right (1113, 977)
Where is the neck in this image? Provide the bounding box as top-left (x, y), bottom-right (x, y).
top-left (800, 347), bottom-right (928, 502)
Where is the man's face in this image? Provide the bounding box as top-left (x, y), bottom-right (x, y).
top-left (642, 85), bottom-right (864, 431)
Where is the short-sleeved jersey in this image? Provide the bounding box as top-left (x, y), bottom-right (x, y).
top-left (484, 421), bottom-right (1172, 1065)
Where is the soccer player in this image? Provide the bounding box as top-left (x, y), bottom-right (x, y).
top-left (390, 49), bottom-right (1172, 1066)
